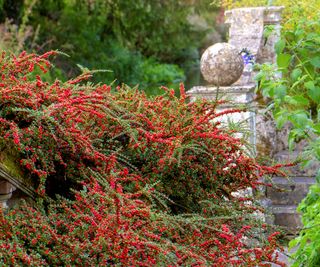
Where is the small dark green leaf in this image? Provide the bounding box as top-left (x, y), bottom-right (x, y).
top-left (289, 111), bottom-right (310, 129)
top-left (285, 95), bottom-right (309, 107)
top-left (268, 87), bottom-right (275, 97)
top-left (305, 81), bottom-right (320, 103)
top-left (310, 57), bottom-right (320, 68)
top-left (316, 169), bottom-right (320, 183)
top-left (274, 84), bottom-right (287, 99)
top-left (277, 53), bottom-right (292, 68)
top-left (275, 39), bottom-right (285, 54)
top-left (291, 68), bottom-right (302, 81)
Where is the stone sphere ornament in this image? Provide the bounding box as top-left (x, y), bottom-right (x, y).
top-left (200, 43), bottom-right (244, 86)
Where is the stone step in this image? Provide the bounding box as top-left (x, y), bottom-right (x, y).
top-left (270, 205), bottom-right (302, 232)
top-left (266, 176), bottom-right (315, 205)
top-left (274, 151), bottom-right (320, 177)
top-left (264, 176), bottom-right (315, 232)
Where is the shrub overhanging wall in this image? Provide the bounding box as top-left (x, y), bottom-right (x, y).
top-left (0, 51), bottom-right (287, 266)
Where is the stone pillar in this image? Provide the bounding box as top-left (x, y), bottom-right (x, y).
top-left (188, 6), bottom-right (285, 151)
top-left (225, 6), bottom-right (284, 87)
top-left (188, 7), bottom-right (285, 157)
top-left (0, 179), bottom-right (15, 209)
top-left (225, 6), bottom-right (284, 158)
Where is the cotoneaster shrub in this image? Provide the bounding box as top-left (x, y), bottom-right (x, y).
top-left (0, 50), bottom-right (287, 266)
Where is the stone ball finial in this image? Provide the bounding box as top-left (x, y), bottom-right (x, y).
top-left (200, 43), bottom-right (244, 86)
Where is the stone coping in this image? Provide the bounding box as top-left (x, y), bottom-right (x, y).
top-left (225, 6), bottom-right (285, 24)
top-left (0, 165), bottom-right (35, 198)
top-left (271, 176), bottom-right (316, 185)
top-left (271, 205), bottom-right (299, 214)
top-left (187, 84), bottom-right (256, 95)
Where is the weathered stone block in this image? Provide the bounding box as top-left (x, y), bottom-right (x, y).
top-left (267, 177), bottom-right (315, 205)
top-left (272, 205), bottom-right (303, 231)
top-left (187, 84), bottom-right (256, 149)
top-left (0, 179), bottom-right (15, 195)
top-left (225, 6), bottom-right (284, 86)
top-left (275, 150), bottom-right (320, 177)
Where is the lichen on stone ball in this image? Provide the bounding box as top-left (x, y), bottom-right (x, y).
top-left (200, 43), bottom-right (244, 86)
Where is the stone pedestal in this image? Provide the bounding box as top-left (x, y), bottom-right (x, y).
top-left (187, 84), bottom-right (256, 155)
top-left (188, 6), bottom-right (286, 160)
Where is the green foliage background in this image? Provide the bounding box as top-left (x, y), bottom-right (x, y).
top-left (0, 0), bottom-right (219, 95)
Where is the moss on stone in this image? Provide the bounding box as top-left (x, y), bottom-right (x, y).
top-left (0, 138), bottom-right (35, 197)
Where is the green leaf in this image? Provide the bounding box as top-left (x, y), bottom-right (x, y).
top-left (275, 39), bottom-right (285, 54)
top-left (291, 68), bottom-right (302, 82)
top-left (260, 83), bottom-right (275, 98)
top-left (288, 128), bottom-right (307, 150)
top-left (291, 74), bottom-right (308, 90)
top-left (288, 130), bottom-right (296, 151)
top-left (310, 57), bottom-right (320, 68)
top-left (293, 95), bottom-right (309, 106)
top-left (289, 236), bottom-right (300, 249)
top-left (277, 53), bottom-right (292, 69)
top-left (285, 95), bottom-right (309, 107)
top-left (305, 81), bottom-right (320, 103)
top-left (316, 170), bottom-right (320, 184)
top-left (274, 84), bottom-right (287, 99)
top-left (274, 110), bottom-right (288, 129)
top-left (289, 111), bottom-right (310, 129)
top-left (254, 72), bottom-right (264, 82)
top-left (313, 123), bottom-right (320, 134)
top-left (284, 31), bottom-right (295, 42)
